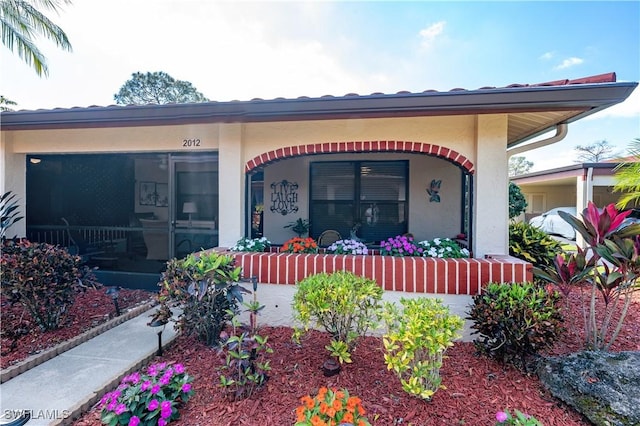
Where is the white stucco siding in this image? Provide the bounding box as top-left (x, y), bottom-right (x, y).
top-left (473, 114), bottom-right (509, 257)
top-left (218, 124), bottom-right (245, 247)
top-left (0, 137), bottom-right (27, 237)
top-left (241, 115), bottom-right (477, 166)
top-left (409, 156), bottom-right (462, 240)
top-left (5, 124), bottom-right (220, 154)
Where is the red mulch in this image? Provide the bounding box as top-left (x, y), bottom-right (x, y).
top-left (0, 287), bottom-right (154, 369)
top-left (71, 291), bottom-right (639, 426)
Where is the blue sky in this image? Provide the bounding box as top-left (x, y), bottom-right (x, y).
top-left (1, 1), bottom-right (638, 171)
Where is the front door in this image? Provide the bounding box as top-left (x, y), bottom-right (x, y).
top-left (170, 154), bottom-right (219, 258)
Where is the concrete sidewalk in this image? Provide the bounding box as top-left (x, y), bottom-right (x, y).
top-left (0, 307), bottom-right (179, 426)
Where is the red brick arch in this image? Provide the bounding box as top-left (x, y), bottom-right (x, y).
top-left (245, 141), bottom-right (475, 174)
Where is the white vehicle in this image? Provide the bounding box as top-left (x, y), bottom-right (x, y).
top-left (529, 207), bottom-right (577, 240)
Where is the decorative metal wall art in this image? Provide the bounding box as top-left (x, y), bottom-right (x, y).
top-left (427, 179), bottom-right (442, 202)
top-left (270, 180), bottom-right (299, 215)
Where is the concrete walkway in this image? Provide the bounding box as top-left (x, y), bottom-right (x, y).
top-left (0, 307), bottom-right (179, 426)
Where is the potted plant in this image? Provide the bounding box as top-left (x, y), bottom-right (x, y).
top-left (284, 218), bottom-right (309, 237)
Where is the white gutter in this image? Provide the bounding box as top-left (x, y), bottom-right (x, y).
top-left (507, 123), bottom-right (568, 156)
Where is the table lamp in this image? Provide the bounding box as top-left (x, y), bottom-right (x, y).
top-left (182, 202), bottom-right (197, 227)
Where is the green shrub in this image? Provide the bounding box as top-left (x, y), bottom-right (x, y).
top-left (292, 271), bottom-right (383, 361)
top-left (509, 222), bottom-right (561, 268)
top-left (381, 297), bottom-right (463, 400)
top-left (508, 182), bottom-right (528, 219)
top-left (467, 282), bottom-right (563, 370)
top-left (1, 239), bottom-right (95, 331)
top-left (153, 251), bottom-right (249, 346)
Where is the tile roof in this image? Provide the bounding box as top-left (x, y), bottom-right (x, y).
top-left (0, 72), bottom-right (636, 149)
top-left (3, 72), bottom-right (621, 112)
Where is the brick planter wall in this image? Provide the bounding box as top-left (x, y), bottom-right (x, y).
top-left (220, 251), bottom-right (532, 296)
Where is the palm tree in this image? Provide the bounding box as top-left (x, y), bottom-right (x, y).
top-left (1, 0), bottom-right (72, 77)
top-left (614, 138), bottom-right (640, 209)
top-left (0, 95), bottom-right (17, 111)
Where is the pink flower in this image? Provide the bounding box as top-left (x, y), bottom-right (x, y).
top-left (496, 411), bottom-right (508, 422)
top-left (128, 416), bottom-right (140, 426)
top-left (148, 399), bottom-right (159, 411)
top-left (182, 383), bottom-right (192, 393)
top-left (114, 404), bottom-right (127, 415)
top-left (129, 372), bottom-right (140, 384)
top-left (174, 363), bottom-right (185, 374)
top-left (151, 384), bottom-right (161, 395)
top-left (141, 380), bottom-right (152, 391)
top-left (158, 419), bottom-right (167, 426)
top-left (159, 375), bottom-right (170, 386)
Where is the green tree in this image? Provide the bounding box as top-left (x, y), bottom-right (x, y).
top-left (508, 156), bottom-right (533, 177)
top-left (0, 95), bottom-right (17, 111)
top-left (573, 140), bottom-right (620, 163)
top-left (614, 138), bottom-right (640, 209)
top-left (1, 0), bottom-right (73, 77)
top-left (509, 182), bottom-right (527, 219)
top-left (114, 71), bottom-right (209, 105)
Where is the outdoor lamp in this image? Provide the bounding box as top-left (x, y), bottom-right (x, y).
top-left (148, 305), bottom-right (172, 356)
top-left (105, 286), bottom-right (121, 317)
top-left (182, 202), bottom-right (197, 227)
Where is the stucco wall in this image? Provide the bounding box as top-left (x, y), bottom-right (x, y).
top-left (261, 153), bottom-right (462, 245)
top-left (5, 124), bottom-right (220, 154)
top-left (520, 184), bottom-right (576, 212)
top-left (242, 115), bottom-right (476, 165)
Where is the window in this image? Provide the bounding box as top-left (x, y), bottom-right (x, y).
top-left (310, 161), bottom-right (408, 243)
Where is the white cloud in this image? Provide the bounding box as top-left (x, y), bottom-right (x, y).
top-left (554, 57), bottom-right (584, 70)
top-left (418, 21), bottom-right (446, 48)
top-left (539, 51), bottom-right (554, 60)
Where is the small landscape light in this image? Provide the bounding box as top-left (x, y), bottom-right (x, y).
top-left (148, 304), bottom-right (172, 357)
top-left (105, 286), bottom-right (121, 317)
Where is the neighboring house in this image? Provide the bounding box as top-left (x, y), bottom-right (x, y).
top-left (0, 72), bottom-right (637, 292)
top-left (511, 159), bottom-right (639, 223)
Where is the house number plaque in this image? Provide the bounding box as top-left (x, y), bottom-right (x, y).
top-left (270, 180), bottom-right (299, 215)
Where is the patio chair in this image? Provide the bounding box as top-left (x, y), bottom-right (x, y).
top-left (317, 230), bottom-right (342, 247)
top-left (61, 217), bottom-right (105, 263)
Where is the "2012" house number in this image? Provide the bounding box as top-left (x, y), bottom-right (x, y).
top-left (182, 139), bottom-right (201, 147)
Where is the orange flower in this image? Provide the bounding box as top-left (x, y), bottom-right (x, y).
top-left (317, 387), bottom-right (328, 399)
top-left (332, 399), bottom-right (343, 411)
top-left (357, 420), bottom-right (368, 426)
top-left (319, 402), bottom-right (329, 415)
top-left (357, 404), bottom-right (366, 416)
top-left (311, 415), bottom-right (326, 426)
top-left (296, 406), bottom-right (306, 422)
top-left (301, 395), bottom-right (314, 409)
top-left (342, 412), bottom-right (354, 423)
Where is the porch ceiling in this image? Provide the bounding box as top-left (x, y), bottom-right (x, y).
top-left (507, 110), bottom-right (580, 146)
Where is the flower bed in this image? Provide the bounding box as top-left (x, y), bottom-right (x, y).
top-left (223, 235), bottom-right (529, 295)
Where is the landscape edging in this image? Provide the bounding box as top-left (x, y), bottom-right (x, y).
top-left (0, 300), bottom-right (157, 384)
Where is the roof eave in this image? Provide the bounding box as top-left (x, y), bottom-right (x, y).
top-left (0, 81), bottom-right (636, 131)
